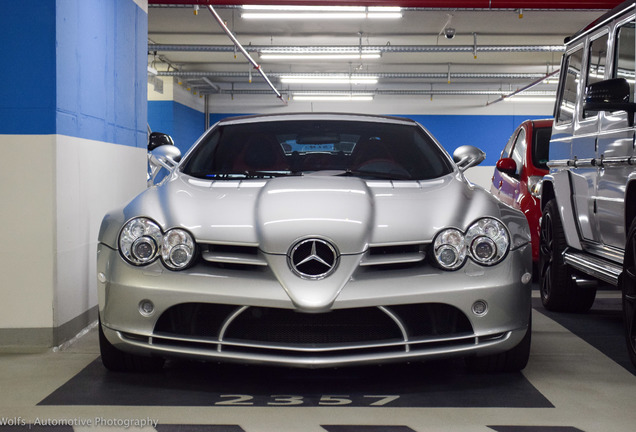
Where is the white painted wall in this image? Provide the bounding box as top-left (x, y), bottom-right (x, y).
top-left (148, 74), bottom-right (207, 113)
top-left (0, 135), bottom-right (56, 329)
top-left (0, 134), bottom-right (146, 342)
top-left (54, 136), bottom-right (147, 329)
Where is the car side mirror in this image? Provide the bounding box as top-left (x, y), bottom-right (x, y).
top-left (453, 145), bottom-right (486, 171)
top-left (148, 145), bottom-right (182, 186)
top-left (496, 157), bottom-right (517, 177)
top-left (583, 78), bottom-right (636, 126)
top-left (150, 144), bottom-right (181, 170)
top-left (148, 132), bottom-right (175, 151)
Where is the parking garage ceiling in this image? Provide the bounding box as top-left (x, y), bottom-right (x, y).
top-left (147, 1), bottom-right (624, 101)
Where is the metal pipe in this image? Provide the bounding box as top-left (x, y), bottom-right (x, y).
top-left (204, 94), bottom-right (210, 130)
top-left (486, 69), bottom-right (560, 105)
top-left (149, 43), bottom-right (565, 54)
top-left (198, 88), bottom-right (554, 96)
top-left (201, 77), bottom-right (220, 91)
top-left (205, 5), bottom-right (285, 104)
top-left (160, 71), bottom-right (549, 80)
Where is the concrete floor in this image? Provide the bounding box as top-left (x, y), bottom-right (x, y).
top-left (1, 291), bottom-right (635, 432)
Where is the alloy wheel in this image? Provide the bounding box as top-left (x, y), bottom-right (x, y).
top-left (623, 229), bottom-right (636, 365)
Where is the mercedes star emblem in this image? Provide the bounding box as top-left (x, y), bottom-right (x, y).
top-left (288, 238), bottom-right (339, 280)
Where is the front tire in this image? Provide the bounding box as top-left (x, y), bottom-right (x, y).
top-left (465, 315), bottom-right (532, 373)
top-left (99, 318), bottom-right (164, 372)
top-left (539, 199), bottom-right (596, 312)
top-left (621, 219), bottom-right (636, 368)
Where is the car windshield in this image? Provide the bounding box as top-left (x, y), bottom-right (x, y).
top-left (180, 119), bottom-right (453, 181)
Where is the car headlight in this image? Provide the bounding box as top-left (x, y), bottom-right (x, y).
top-left (465, 218), bottom-right (509, 265)
top-left (433, 218), bottom-right (510, 270)
top-left (161, 228), bottom-right (195, 270)
top-left (118, 218), bottom-right (196, 270)
top-left (433, 228), bottom-right (467, 270)
top-left (119, 218), bottom-right (162, 265)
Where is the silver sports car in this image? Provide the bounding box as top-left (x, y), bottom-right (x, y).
top-left (97, 113), bottom-right (533, 372)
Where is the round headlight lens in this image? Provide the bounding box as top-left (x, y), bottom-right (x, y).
top-left (471, 236), bottom-right (496, 261)
top-left (131, 236), bottom-right (158, 263)
top-left (119, 218), bottom-right (162, 265)
top-left (161, 229), bottom-right (195, 270)
top-left (465, 218), bottom-right (509, 265)
top-left (433, 228), bottom-right (466, 270)
top-left (436, 245), bottom-right (460, 267)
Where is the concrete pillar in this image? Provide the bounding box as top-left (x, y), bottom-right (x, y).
top-left (0, 0), bottom-right (149, 348)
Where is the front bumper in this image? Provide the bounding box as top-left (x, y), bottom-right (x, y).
top-left (97, 243), bottom-right (532, 368)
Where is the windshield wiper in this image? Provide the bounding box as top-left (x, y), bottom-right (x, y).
top-left (203, 170), bottom-right (300, 179)
top-left (342, 169), bottom-right (412, 180)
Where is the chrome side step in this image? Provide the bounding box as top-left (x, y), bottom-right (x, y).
top-left (563, 249), bottom-right (622, 287)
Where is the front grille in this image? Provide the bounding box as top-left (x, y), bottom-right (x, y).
top-left (199, 244), bottom-right (267, 270)
top-left (224, 307), bottom-right (402, 344)
top-left (360, 243), bottom-right (428, 269)
top-left (154, 303), bottom-right (239, 338)
top-left (152, 303), bottom-right (474, 359)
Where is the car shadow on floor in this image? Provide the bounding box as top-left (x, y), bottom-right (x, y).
top-left (39, 356), bottom-right (551, 408)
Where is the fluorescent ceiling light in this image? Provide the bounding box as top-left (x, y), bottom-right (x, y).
top-left (242, 12), bottom-right (365, 19)
top-left (261, 53), bottom-right (381, 60)
top-left (260, 49), bottom-right (381, 60)
top-left (241, 5), bottom-right (401, 20)
top-left (281, 75), bottom-right (379, 85)
top-left (293, 93), bottom-right (374, 101)
top-left (504, 96), bottom-right (555, 103)
top-left (242, 5), bottom-right (365, 11)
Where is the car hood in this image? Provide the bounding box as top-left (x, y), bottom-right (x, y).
top-left (102, 171), bottom-right (527, 254)
top-left (100, 171), bottom-right (529, 312)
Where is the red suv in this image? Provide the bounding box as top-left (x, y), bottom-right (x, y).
top-left (491, 119), bottom-right (552, 270)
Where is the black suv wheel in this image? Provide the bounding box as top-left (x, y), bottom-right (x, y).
top-left (621, 219), bottom-right (636, 367)
top-left (539, 199), bottom-right (596, 312)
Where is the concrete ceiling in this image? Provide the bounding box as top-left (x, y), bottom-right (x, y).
top-left (147, 1), bottom-right (624, 101)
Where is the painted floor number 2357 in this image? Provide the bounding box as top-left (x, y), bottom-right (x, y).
top-left (214, 394), bottom-right (400, 407)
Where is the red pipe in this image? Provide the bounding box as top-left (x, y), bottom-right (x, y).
top-left (148, 0), bottom-right (624, 9)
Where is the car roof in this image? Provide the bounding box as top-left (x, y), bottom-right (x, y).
top-left (565, 0), bottom-right (635, 45)
top-left (216, 112), bottom-right (420, 127)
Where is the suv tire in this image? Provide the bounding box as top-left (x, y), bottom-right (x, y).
top-left (621, 219), bottom-right (636, 367)
top-left (99, 317), bottom-right (165, 372)
top-left (539, 199), bottom-right (596, 312)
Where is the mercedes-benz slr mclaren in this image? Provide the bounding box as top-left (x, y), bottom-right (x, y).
top-left (97, 113), bottom-right (533, 372)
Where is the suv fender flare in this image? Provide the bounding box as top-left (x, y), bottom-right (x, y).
top-left (541, 171), bottom-right (582, 250)
top-left (625, 175), bottom-right (636, 237)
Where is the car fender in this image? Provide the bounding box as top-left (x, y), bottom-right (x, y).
top-left (541, 171), bottom-right (582, 250)
top-left (625, 173), bottom-right (636, 235)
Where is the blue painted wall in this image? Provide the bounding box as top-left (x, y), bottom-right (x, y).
top-left (209, 113), bottom-right (547, 165)
top-left (148, 101), bottom-right (206, 155)
top-left (400, 115), bottom-right (547, 165)
top-left (148, 101), bottom-right (176, 138)
top-left (0, 1), bottom-right (57, 134)
top-left (0, 0), bottom-right (147, 148)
